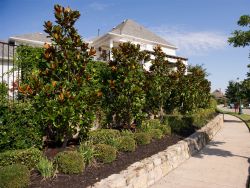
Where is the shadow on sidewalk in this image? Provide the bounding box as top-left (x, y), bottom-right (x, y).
top-left (192, 140), bottom-right (250, 187)
top-left (194, 141), bottom-right (249, 159)
top-left (224, 119), bottom-right (242, 123)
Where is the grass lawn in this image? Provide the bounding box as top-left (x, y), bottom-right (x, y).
top-left (216, 108), bottom-right (250, 129)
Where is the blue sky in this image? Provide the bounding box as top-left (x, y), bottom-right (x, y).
top-left (1, 0), bottom-right (250, 92)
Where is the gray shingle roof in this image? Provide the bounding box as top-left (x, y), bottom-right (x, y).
top-left (109, 19), bottom-right (176, 48)
top-left (9, 32), bottom-right (51, 44)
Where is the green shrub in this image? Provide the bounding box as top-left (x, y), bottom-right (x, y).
top-left (120, 130), bottom-right (134, 138)
top-left (78, 141), bottom-right (95, 165)
top-left (89, 129), bottom-right (120, 148)
top-left (0, 164), bottom-right (30, 188)
top-left (55, 151), bottom-right (85, 174)
top-left (191, 108), bottom-right (215, 128)
top-left (142, 119), bottom-right (171, 135)
top-left (149, 128), bottom-right (163, 139)
top-left (94, 144), bottom-right (117, 163)
top-left (36, 157), bottom-right (54, 179)
top-left (118, 136), bottom-right (136, 152)
top-left (0, 102), bottom-right (43, 152)
top-left (160, 124), bottom-right (172, 135)
top-left (0, 148), bottom-right (42, 169)
top-left (134, 132), bottom-right (151, 145)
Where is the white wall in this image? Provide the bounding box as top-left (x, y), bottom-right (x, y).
top-left (0, 60), bottom-right (19, 98)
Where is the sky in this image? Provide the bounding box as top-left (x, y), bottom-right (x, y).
top-left (1, 0), bottom-right (250, 92)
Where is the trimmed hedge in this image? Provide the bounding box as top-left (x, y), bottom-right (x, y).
top-left (120, 130), bottom-right (134, 138)
top-left (55, 151), bottom-right (85, 174)
top-left (149, 128), bottom-right (163, 139)
top-left (89, 129), bottom-right (120, 148)
top-left (134, 132), bottom-right (151, 145)
top-left (165, 109), bottom-right (216, 136)
top-left (0, 148), bottom-right (42, 169)
top-left (159, 124), bottom-right (172, 135)
top-left (118, 136), bottom-right (136, 152)
top-left (141, 119), bottom-right (171, 135)
top-left (0, 164), bottom-right (30, 188)
top-left (94, 144), bottom-right (117, 163)
top-left (0, 102), bottom-right (43, 152)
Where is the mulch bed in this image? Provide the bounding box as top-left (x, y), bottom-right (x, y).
top-left (29, 134), bottom-right (184, 188)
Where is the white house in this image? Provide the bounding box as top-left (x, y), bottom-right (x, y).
top-left (91, 19), bottom-right (188, 69)
top-left (1, 20), bottom-right (188, 98)
top-left (0, 41), bottom-right (17, 98)
top-left (0, 33), bottom-right (51, 98)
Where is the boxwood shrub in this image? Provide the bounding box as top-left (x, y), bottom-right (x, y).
top-left (0, 164), bottom-right (30, 188)
top-left (94, 144), bottom-right (117, 163)
top-left (149, 128), bottom-right (163, 139)
top-left (0, 148), bottom-right (42, 169)
top-left (89, 129), bottom-right (120, 148)
top-left (134, 132), bottom-right (151, 145)
top-left (118, 136), bottom-right (136, 152)
top-left (55, 151), bottom-right (85, 174)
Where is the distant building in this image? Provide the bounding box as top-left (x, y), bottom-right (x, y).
top-left (212, 89), bottom-right (226, 104)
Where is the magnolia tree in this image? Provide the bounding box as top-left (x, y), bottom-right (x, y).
top-left (103, 42), bottom-right (150, 128)
top-left (145, 46), bottom-right (172, 120)
top-left (19, 5), bottom-right (97, 147)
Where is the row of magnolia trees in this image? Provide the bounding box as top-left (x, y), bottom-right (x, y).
top-left (3, 5), bottom-right (212, 147)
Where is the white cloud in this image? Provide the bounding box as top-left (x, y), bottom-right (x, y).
top-left (152, 26), bottom-right (228, 56)
top-left (89, 2), bottom-right (108, 11)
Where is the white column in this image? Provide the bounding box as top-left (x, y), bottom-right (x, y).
top-left (109, 39), bottom-right (113, 60)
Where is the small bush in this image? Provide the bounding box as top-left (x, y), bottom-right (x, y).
top-left (0, 102), bottom-right (43, 152)
top-left (118, 136), bottom-right (136, 152)
top-left (160, 124), bottom-right (171, 135)
top-left (36, 157), bottom-right (54, 179)
top-left (0, 148), bottom-right (42, 169)
top-left (94, 144), bottom-right (117, 163)
top-left (149, 128), bottom-right (163, 139)
top-left (89, 129), bottom-right (120, 148)
top-left (134, 132), bottom-right (151, 145)
top-left (55, 151), bottom-right (85, 174)
top-left (191, 108), bottom-right (215, 128)
top-left (78, 141), bottom-right (95, 165)
top-left (0, 164), bottom-right (30, 188)
top-left (120, 130), bottom-right (134, 138)
top-left (143, 119), bottom-right (171, 135)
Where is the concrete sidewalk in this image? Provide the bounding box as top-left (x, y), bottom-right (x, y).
top-left (151, 114), bottom-right (250, 188)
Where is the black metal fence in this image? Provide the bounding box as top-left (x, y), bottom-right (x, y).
top-left (0, 41), bottom-right (19, 104)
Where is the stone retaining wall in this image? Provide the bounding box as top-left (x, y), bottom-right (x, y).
top-left (88, 114), bottom-right (224, 188)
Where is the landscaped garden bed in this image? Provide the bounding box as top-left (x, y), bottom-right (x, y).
top-left (0, 4), bottom-right (217, 188)
top-left (29, 134), bottom-right (183, 188)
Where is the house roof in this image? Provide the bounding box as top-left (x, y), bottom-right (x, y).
top-left (109, 19), bottom-right (176, 48)
top-left (212, 89), bottom-right (224, 99)
top-left (9, 32), bottom-right (51, 45)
